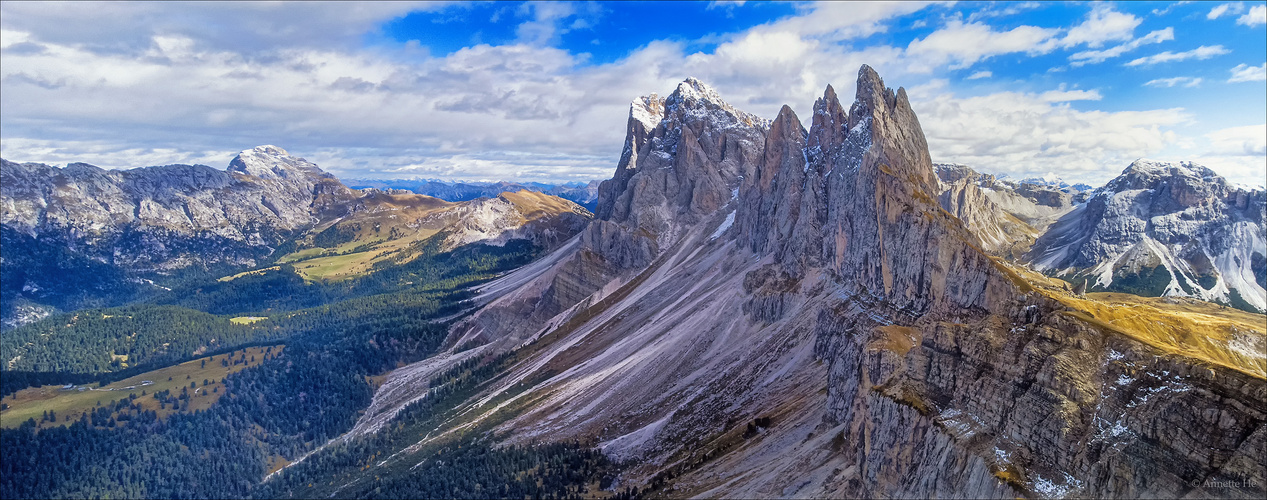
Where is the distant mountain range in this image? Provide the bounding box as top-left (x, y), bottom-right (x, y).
top-left (0, 146), bottom-right (591, 329)
top-left (347, 178), bottom-right (601, 211)
top-left (934, 160), bottom-right (1266, 312)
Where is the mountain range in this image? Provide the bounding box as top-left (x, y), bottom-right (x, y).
top-left (0, 146), bottom-right (591, 329)
top-left (265, 66), bottom-right (1263, 498)
top-left (1, 66), bottom-right (1263, 499)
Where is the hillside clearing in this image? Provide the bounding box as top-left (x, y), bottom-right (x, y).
top-left (0, 345), bottom-right (285, 429)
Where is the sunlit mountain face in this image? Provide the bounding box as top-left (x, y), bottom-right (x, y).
top-left (1, 2), bottom-right (1264, 500)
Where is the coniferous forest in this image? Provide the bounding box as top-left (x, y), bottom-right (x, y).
top-left (0, 237), bottom-right (620, 499)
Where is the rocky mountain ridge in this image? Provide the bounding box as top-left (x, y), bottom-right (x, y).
top-left (2, 146), bottom-right (354, 271)
top-left (0, 146), bottom-right (592, 327)
top-left (3, 68), bottom-right (1263, 499)
top-left (1025, 159), bottom-right (1266, 312)
top-left (318, 67), bottom-right (1264, 499)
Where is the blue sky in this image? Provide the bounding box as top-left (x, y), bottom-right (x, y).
top-left (1, 1), bottom-right (1264, 186)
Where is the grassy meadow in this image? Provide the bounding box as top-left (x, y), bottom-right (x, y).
top-left (0, 345), bottom-right (284, 429)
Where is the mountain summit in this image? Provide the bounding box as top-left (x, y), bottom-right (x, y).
top-left (1027, 158), bottom-right (1266, 311)
top-left (346, 67), bottom-right (1265, 499)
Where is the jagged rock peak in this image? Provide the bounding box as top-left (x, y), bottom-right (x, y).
top-left (1097, 158), bottom-right (1254, 206)
top-left (847, 64), bottom-right (938, 199)
top-left (228, 145), bottom-right (329, 181)
top-left (663, 77), bottom-right (771, 129)
top-left (848, 64), bottom-right (893, 128)
top-left (809, 83), bottom-right (849, 155)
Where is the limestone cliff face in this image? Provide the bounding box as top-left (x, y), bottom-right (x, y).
top-left (739, 66), bottom-right (1005, 317)
top-left (450, 78), bottom-right (770, 348)
top-left (593, 78), bottom-right (768, 267)
top-left (1, 145), bottom-right (356, 270)
top-left (353, 67), bottom-right (1265, 500)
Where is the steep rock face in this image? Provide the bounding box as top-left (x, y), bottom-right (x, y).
top-left (935, 164), bottom-right (1084, 229)
top-left (740, 66), bottom-right (1004, 317)
top-left (1025, 160), bottom-right (1267, 311)
top-left (1, 145), bottom-right (356, 270)
top-left (597, 78), bottom-right (768, 244)
top-left (450, 79), bottom-right (769, 347)
top-left (341, 68), bottom-right (1265, 500)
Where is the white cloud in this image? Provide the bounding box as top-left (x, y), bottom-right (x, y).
top-left (1058, 4), bottom-right (1141, 48)
top-left (1207, 3), bottom-right (1245, 20)
top-left (758, 2), bottom-right (934, 42)
top-left (514, 2), bottom-right (603, 46)
top-left (1238, 5), bottom-right (1267, 26)
top-left (1068, 28), bottom-right (1173, 66)
top-left (966, 2), bottom-right (1042, 22)
top-left (1144, 76), bottom-right (1203, 88)
top-left (910, 88), bottom-right (1190, 185)
top-left (1206, 124), bottom-right (1267, 156)
top-left (1228, 62), bottom-right (1267, 82)
top-left (906, 5), bottom-right (1155, 72)
top-left (1126, 45), bottom-right (1231, 66)
top-left (706, 1), bottom-right (747, 10)
top-left (905, 20), bottom-right (1058, 71)
top-left (0, 1), bottom-right (1258, 189)
top-left (1190, 124), bottom-right (1267, 187)
top-left (0, 2), bottom-right (440, 56)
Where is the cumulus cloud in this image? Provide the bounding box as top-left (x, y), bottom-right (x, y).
top-left (1143, 76), bottom-right (1203, 88)
top-left (0, 1), bottom-right (941, 182)
top-left (1206, 124), bottom-right (1267, 156)
top-left (1191, 124), bottom-right (1267, 187)
top-left (1238, 4), bottom-right (1267, 26)
top-left (1126, 45), bottom-right (1230, 66)
top-left (1039, 89), bottom-right (1103, 102)
top-left (0, 1), bottom-right (1257, 188)
top-left (910, 88), bottom-right (1189, 185)
top-left (905, 20), bottom-right (1057, 71)
top-left (1228, 62), bottom-right (1267, 82)
top-left (905, 5), bottom-right (1153, 72)
top-left (1057, 4), bottom-right (1141, 48)
top-left (0, 2), bottom-right (438, 57)
top-left (513, 2), bottom-right (603, 46)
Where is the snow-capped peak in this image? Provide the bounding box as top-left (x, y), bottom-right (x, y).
top-left (629, 94), bottom-right (665, 131)
top-left (228, 145), bottom-right (323, 181)
top-left (662, 77), bottom-right (770, 129)
top-left (671, 77), bottom-right (723, 105)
